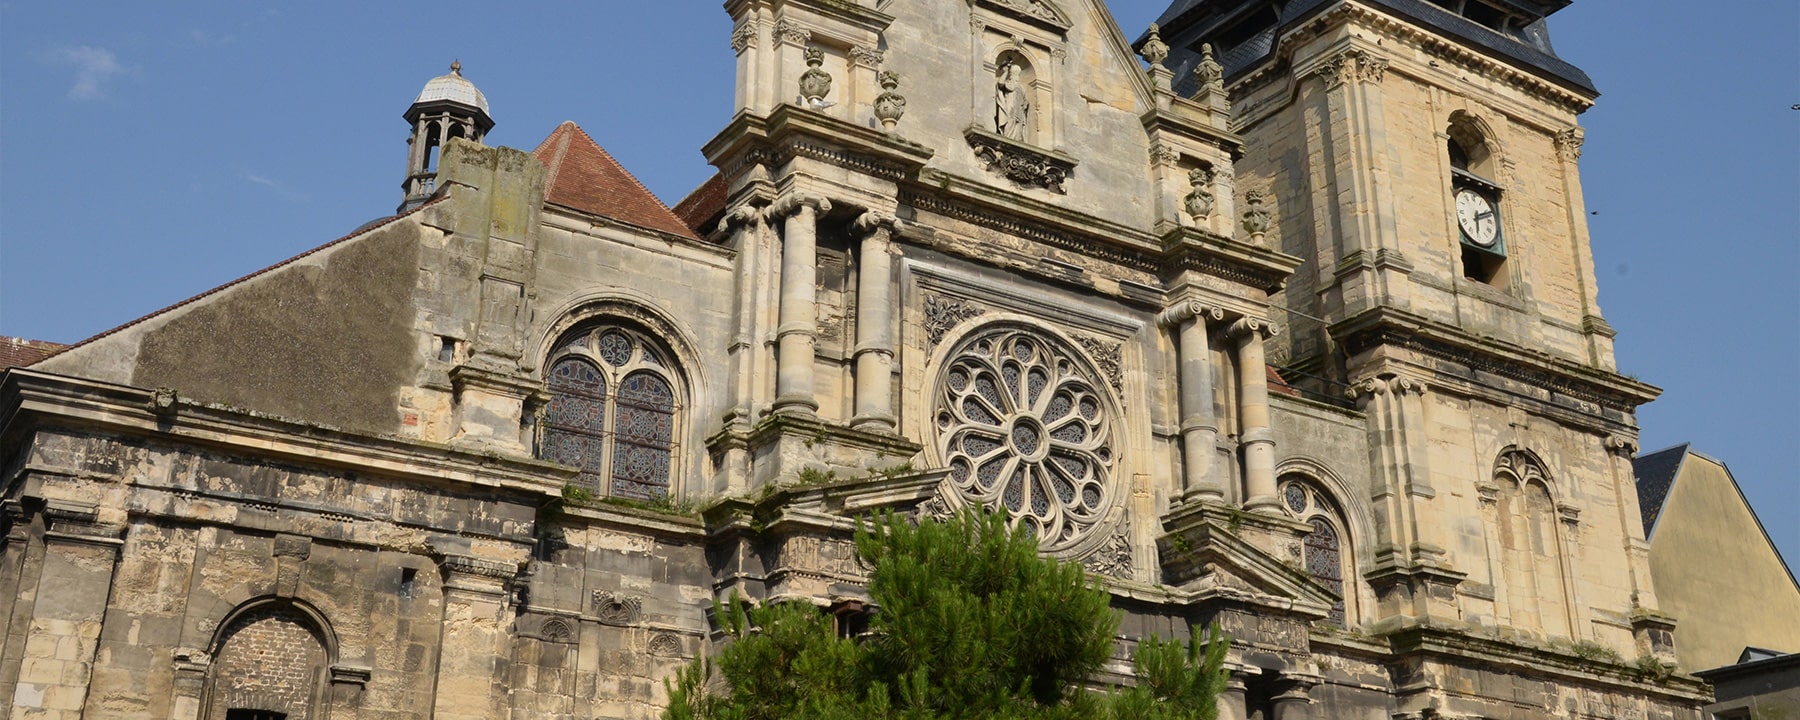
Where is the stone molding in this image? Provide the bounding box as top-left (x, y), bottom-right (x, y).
top-left (963, 126), bottom-right (1078, 193)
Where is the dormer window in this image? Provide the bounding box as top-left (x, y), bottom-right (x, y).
top-left (1447, 115), bottom-right (1507, 286)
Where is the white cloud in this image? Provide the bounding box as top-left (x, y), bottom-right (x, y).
top-left (54, 46), bottom-right (124, 101)
top-left (239, 170), bottom-right (308, 203)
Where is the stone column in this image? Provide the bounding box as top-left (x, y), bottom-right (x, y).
top-left (722, 204), bottom-right (768, 426)
top-left (771, 194), bottom-right (831, 416)
top-left (6, 502), bottom-right (122, 720)
top-left (1157, 300), bottom-right (1225, 502)
top-left (1232, 318), bottom-right (1280, 512)
top-left (428, 554), bottom-right (519, 720)
top-left (1216, 668), bottom-right (1252, 720)
top-left (1270, 675), bottom-right (1316, 720)
top-left (850, 211), bottom-right (898, 432)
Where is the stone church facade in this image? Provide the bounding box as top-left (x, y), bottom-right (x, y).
top-left (1, 0), bottom-right (1711, 718)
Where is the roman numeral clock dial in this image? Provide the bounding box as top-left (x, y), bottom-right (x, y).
top-left (1456, 188), bottom-right (1499, 247)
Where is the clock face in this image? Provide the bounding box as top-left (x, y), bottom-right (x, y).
top-left (1456, 189), bottom-right (1499, 247)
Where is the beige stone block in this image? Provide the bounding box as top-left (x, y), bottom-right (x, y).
top-left (18, 658), bottom-right (63, 685)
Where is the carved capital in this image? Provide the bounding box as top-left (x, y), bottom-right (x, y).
top-left (770, 192), bottom-right (832, 219)
top-left (1148, 142), bottom-right (1180, 167)
top-left (1228, 316), bottom-right (1277, 339)
top-left (1156, 299), bottom-right (1225, 328)
top-left (849, 44), bottom-right (884, 69)
top-left (774, 18), bottom-right (811, 46)
top-left (853, 210), bottom-right (899, 235)
top-left (1555, 126), bottom-right (1586, 161)
top-left (730, 22), bottom-right (759, 53)
top-left (1314, 48), bottom-right (1388, 88)
top-left (1604, 434), bottom-right (1639, 458)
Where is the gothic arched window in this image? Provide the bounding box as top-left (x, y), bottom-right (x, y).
top-left (1280, 475), bottom-right (1353, 626)
top-left (540, 325), bottom-right (681, 500)
top-left (1491, 449), bottom-right (1570, 637)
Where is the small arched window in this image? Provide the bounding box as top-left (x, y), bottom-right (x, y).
top-left (1281, 475), bottom-right (1353, 626)
top-left (541, 324), bottom-right (681, 500)
top-left (1446, 112), bottom-right (1507, 285)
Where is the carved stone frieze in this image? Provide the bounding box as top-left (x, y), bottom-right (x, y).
top-left (974, 0), bottom-right (1071, 31)
top-left (1073, 332), bottom-right (1124, 393)
top-left (1081, 529), bottom-right (1133, 579)
top-left (647, 632), bottom-right (683, 658)
top-left (923, 295), bottom-right (986, 348)
top-left (965, 127), bottom-right (1077, 193)
top-left (591, 590), bottom-right (643, 626)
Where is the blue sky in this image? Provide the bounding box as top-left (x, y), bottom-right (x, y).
top-left (1, 1), bottom-right (1795, 568)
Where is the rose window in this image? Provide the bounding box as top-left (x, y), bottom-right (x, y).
top-left (935, 326), bottom-right (1116, 552)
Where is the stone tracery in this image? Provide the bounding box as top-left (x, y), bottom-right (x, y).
top-left (934, 325), bottom-right (1116, 552)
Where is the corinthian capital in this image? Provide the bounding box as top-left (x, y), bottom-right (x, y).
top-left (1555, 126), bottom-right (1586, 161)
top-left (1313, 48), bottom-right (1388, 88)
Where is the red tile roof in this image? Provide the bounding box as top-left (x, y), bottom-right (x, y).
top-left (0, 337), bottom-right (68, 370)
top-left (533, 121), bottom-right (698, 240)
top-left (672, 172), bottom-right (727, 237)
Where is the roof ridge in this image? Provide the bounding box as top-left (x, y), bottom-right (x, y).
top-left (31, 199), bottom-right (445, 367)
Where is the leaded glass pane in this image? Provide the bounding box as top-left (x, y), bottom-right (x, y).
top-left (612, 372), bottom-right (675, 499)
top-left (935, 325), bottom-right (1116, 553)
top-left (542, 358), bottom-right (608, 492)
top-left (1304, 517), bottom-right (1346, 625)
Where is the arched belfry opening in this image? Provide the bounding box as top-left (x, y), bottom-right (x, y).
top-left (400, 60), bottom-right (494, 212)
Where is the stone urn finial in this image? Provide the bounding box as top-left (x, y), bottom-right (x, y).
top-left (1242, 189), bottom-right (1273, 239)
top-left (874, 70), bottom-right (907, 132)
top-left (1183, 166), bottom-right (1216, 221)
top-left (1141, 24), bottom-right (1170, 68)
top-left (1194, 43), bottom-right (1224, 95)
top-left (799, 47), bottom-right (833, 108)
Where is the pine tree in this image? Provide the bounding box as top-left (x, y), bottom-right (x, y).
top-left (664, 509), bottom-right (1229, 719)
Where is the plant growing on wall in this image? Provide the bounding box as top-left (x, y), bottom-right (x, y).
top-left (664, 509), bottom-right (1229, 719)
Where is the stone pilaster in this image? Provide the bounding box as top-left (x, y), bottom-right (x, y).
top-left (1158, 300), bottom-right (1226, 503)
top-left (1310, 45), bottom-right (1409, 314)
top-left (428, 553), bottom-right (519, 720)
top-left (1231, 318), bottom-right (1280, 513)
top-left (770, 193), bottom-right (831, 417)
top-left (6, 502), bottom-right (123, 720)
top-left (722, 204), bottom-right (771, 427)
top-left (850, 211), bottom-right (898, 432)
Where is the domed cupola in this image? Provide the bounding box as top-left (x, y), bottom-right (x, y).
top-left (399, 61), bottom-right (495, 212)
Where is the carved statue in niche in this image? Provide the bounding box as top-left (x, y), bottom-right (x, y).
top-left (995, 57), bottom-right (1030, 141)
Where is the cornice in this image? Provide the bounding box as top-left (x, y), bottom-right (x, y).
top-left (702, 106), bottom-right (934, 185)
top-left (1329, 307), bottom-right (1660, 413)
top-left (1228, 3), bottom-right (1592, 123)
top-left (0, 369), bottom-right (574, 498)
top-left (1157, 225), bottom-right (1302, 294)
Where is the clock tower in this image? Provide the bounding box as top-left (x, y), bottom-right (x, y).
top-left (1153, 0), bottom-right (1677, 713)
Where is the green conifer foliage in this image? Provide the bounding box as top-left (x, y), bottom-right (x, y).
top-left (664, 509), bottom-right (1229, 719)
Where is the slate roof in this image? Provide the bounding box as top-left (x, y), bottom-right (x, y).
top-left (1632, 443), bottom-right (1690, 537)
top-left (672, 173), bottom-right (728, 238)
top-left (0, 337), bottom-right (67, 370)
top-left (532, 122), bottom-right (699, 240)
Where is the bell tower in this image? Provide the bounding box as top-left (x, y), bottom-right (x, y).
top-left (1153, 0), bottom-right (1675, 693)
top-left (400, 61), bottom-right (494, 212)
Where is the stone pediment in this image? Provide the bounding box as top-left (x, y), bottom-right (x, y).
top-left (972, 0), bottom-right (1071, 33)
top-left (1158, 506), bottom-right (1335, 617)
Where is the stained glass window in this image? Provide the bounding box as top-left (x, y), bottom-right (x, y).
top-left (537, 325), bottom-right (681, 500)
top-left (935, 325), bottom-right (1116, 554)
top-left (1279, 475), bottom-right (1353, 627)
